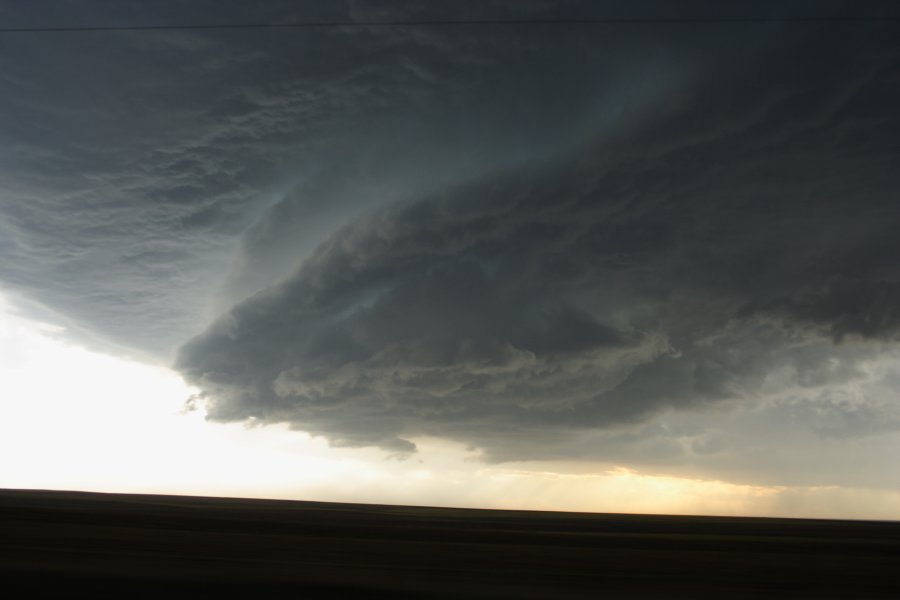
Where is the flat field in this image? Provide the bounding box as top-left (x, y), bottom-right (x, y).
top-left (1, 488), bottom-right (898, 598)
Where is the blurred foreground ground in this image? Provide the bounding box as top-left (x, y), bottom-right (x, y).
top-left (1, 488), bottom-right (899, 598)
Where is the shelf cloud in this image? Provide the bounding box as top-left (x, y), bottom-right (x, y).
top-left (2, 1), bottom-right (899, 487)
top-left (178, 16), bottom-right (900, 471)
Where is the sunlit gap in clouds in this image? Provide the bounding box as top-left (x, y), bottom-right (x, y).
top-left (1, 295), bottom-right (899, 520)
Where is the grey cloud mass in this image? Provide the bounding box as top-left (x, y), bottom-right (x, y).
top-left (177, 16), bottom-right (900, 471)
top-left (1, 0), bottom-right (674, 357)
top-left (3, 1), bottom-right (900, 486)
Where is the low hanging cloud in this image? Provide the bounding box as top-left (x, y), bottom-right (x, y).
top-left (177, 19), bottom-right (900, 463)
top-left (1, 1), bottom-right (899, 486)
top-left (0, 0), bottom-right (680, 359)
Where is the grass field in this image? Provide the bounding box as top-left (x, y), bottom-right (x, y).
top-left (1, 488), bottom-right (898, 598)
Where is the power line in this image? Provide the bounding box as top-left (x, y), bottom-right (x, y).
top-left (1, 15), bottom-right (900, 34)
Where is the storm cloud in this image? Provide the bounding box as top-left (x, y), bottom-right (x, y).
top-left (2, 1), bottom-right (900, 485)
top-left (177, 17), bottom-right (900, 464)
top-left (1, 0), bottom-right (689, 359)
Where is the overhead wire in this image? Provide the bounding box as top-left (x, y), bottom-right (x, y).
top-left (1, 15), bottom-right (899, 34)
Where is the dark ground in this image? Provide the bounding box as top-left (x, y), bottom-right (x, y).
top-left (1, 489), bottom-right (898, 598)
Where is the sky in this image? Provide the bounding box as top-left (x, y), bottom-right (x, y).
top-left (1, 0), bottom-right (900, 519)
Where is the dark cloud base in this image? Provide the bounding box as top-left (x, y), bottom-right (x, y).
top-left (177, 23), bottom-right (900, 461)
top-left (1, 1), bottom-right (898, 484)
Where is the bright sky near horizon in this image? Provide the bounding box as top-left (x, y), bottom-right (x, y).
top-left (1, 0), bottom-right (900, 520)
top-left (2, 298), bottom-right (899, 520)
